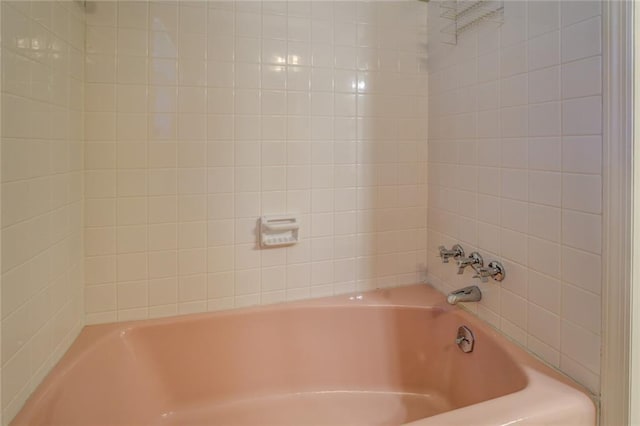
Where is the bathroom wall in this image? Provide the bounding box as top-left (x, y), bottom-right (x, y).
top-left (1, 3), bottom-right (4, 422)
top-left (83, 1), bottom-right (428, 323)
top-left (1, 0), bottom-right (86, 421)
top-left (426, 1), bottom-right (602, 393)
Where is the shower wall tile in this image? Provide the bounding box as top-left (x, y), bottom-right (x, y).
top-left (84, 1), bottom-right (428, 324)
top-left (1, 1), bottom-right (86, 422)
top-left (427, 1), bottom-right (602, 394)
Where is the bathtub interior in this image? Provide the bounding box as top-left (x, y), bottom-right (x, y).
top-left (126, 307), bottom-right (527, 423)
top-left (14, 304), bottom-right (528, 425)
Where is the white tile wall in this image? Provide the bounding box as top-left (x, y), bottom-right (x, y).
top-left (426, 0), bottom-right (602, 394)
top-left (1, 1), bottom-right (85, 422)
top-left (0, 2), bottom-right (605, 421)
top-left (1, 3), bottom-right (4, 422)
top-left (84, 1), bottom-right (428, 323)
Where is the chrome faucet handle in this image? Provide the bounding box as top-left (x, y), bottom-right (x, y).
top-left (473, 270), bottom-right (490, 283)
top-left (438, 244), bottom-right (464, 263)
top-left (473, 261), bottom-right (506, 283)
top-left (456, 252), bottom-right (483, 274)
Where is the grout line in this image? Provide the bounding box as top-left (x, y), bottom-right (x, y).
top-left (204, 0), bottom-right (210, 311)
top-left (558, 0), bottom-right (565, 361)
top-left (145, 2), bottom-right (151, 320)
top-left (113, 1), bottom-right (120, 322)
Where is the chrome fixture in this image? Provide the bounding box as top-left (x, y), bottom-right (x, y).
top-left (447, 285), bottom-right (482, 305)
top-left (473, 261), bottom-right (506, 283)
top-left (438, 244), bottom-right (465, 263)
top-left (456, 251), bottom-right (483, 274)
top-left (440, 0), bottom-right (505, 45)
top-left (455, 325), bottom-right (475, 353)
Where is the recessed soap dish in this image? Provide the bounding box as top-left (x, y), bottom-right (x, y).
top-left (260, 215), bottom-right (299, 248)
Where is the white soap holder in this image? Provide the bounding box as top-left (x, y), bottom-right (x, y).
top-left (260, 215), bottom-right (299, 247)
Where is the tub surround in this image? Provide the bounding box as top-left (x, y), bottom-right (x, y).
top-left (13, 284), bottom-right (594, 425)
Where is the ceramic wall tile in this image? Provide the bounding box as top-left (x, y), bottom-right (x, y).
top-left (426, 0), bottom-right (602, 394)
top-left (1, 1), bottom-right (86, 422)
top-left (84, 1), bottom-right (429, 329)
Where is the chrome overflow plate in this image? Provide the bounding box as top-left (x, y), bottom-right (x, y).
top-left (455, 325), bottom-right (475, 353)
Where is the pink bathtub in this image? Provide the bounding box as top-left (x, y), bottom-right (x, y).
top-left (13, 284), bottom-right (595, 425)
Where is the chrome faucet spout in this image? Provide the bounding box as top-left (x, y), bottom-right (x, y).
top-left (447, 285), bottom-right (482, 305)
